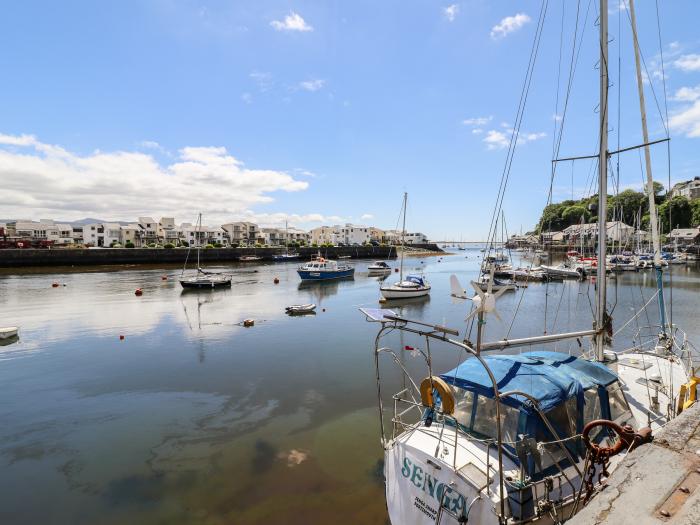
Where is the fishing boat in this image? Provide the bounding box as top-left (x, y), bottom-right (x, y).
top-left (180, 214), bottom-right (232, 289)
top-left (380, 193), bottom-right (430, 300)
top-left (285, 303), bottom-right (316, 315)
top-left (0, 327), bottom-right (18, 340)
top-left (364, 2), bottom-right (698, 523)
top-left (297, 255), bottom-right (354, 281)
top-left (272, 221), bottom-right (301, 261)
top-left (368, 260), bottom-right (392, 276)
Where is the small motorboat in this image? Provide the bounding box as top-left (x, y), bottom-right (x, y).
top-left (540, 264), bottom-right (585, 279)
top-left (285, 304), bottom-right (317, 315)
top-left (272, 253), bottom-right (300, 261)
top-left (0, 327), bottom-right (19, 340)
top-left (476, 276), bottom-right (517, 292)
top-left (337, 255), bottom-right (352, 259)
top-left (239, 255), bottom-right (263, 262)
top-left (368, 261), bottom-right (392, 276)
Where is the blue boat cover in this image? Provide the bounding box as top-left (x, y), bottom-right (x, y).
top-left (405, 275), bottom-right (425, 286)
top-left (440, 351), bottom-right (617, 412)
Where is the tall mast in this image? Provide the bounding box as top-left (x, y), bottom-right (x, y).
top-left (400, 192), bottom-right (407, 281)
top-left (629, 0), bottom-right (667, 333)
top-left (595, 0), bottom-right (609, 362)
top-left (197, 213), bottom-right (202, 270)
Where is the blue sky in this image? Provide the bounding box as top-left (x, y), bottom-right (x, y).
top-left (1, 1), bottom-right (699, 239)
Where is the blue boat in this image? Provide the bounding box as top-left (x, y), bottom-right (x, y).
top-left (297, 256), bottom-right (354, 281)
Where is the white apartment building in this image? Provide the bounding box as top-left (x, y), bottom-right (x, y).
top-left (337, 224), bottom-right (370, 245)
top-left (260, 228), bottom-right (284, 245)
top-left (83, 222), bottom-right (122, 247)
top-left (670, 177), bottom-right (700, 199)
top-left (309, 226), bottom-right (339, 245)
top-left (158, 217), bottom-right (181, 244)
top-left (181, 224), bottom-right (226, 246)
top-left (222, 222), bottom-right (261, 245)
top-left (9, 220), bottom-right (74, 244)
top-left (287, 227), bottom-right (310, 244)
top-left (120, 224), bottom-right (141, 246)
top-left (138, 217), bottom-right (159, 244)
top-left (405, 232), bottom-right (428, 244)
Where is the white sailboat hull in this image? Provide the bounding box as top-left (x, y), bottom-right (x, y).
top-left (380, 283), bottom-right (431, 299)
top-left (0, 327), bottom-right (19, 340)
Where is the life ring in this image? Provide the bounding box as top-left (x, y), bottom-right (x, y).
top-left (419, 376), bottom-right (455, 415)
top-left (582, 419), bottom-right (626, 458)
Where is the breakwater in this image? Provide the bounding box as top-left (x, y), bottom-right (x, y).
top-left (0, 244), bottom-right (442, 268)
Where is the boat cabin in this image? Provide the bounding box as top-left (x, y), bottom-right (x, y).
top-left (437, 351), bottom-right (634, 479)
top-left (402, 275), bottom-right (426, 287)
top-left (302, 258), bottom-right (339, 271)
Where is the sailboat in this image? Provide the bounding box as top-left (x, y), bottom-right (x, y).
top-left (380, 193), bottom-right (431, 300)
top-left (272, 220), bottom-right (301, 261)
top-left (180, 214), bottom-right (232, 289)
top-left (362, 2), bottom-right (697, 524)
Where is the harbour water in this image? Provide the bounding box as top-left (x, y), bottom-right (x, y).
top-left (1, 249), bottom-right (698, 524)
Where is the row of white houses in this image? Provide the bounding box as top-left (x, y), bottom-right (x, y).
top-left (1, 218), bottom-right (429, 248)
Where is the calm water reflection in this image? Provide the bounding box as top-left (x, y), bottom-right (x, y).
top-left (0, 250), bottom-right (698, 524)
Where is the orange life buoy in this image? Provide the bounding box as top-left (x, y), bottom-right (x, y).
top-left (419, 376), bottom-right (455, 415)
top-left (582, 419), bottom-right (626, 458)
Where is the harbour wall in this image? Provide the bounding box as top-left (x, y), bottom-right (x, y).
top-left (568, 402), bottom-right (700, 525)
top-left (0, 244), bottom-right (442, 268)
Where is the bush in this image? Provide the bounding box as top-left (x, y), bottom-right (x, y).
top-left (311, 243), bottom-right (318, 247)
top-left (180, 240), bottom-right (190, 247)
top-left (164, 243), bottom-right (175, 249)
top-left (205, 244), bottom-right (214, 249)
top-left (111, 242), bottom-right (122, 248)
top-left (230, 242), bottom-right (239, 248)
top-left (125, 242), bottom-right (135, 248)
top-left (147, 242), bottom-right (157, 248)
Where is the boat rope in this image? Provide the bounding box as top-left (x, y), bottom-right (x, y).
top-left (612, 288), bottom-right (659, 336)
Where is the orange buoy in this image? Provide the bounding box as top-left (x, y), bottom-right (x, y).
top-left (274, 277), bottom-right (280, 284)
top-left (119, 335), bottom-right (125, 340)
top-left (135, 288), bottom-right (143, 296)
top-left (52, 282), bottom-right (59, 288)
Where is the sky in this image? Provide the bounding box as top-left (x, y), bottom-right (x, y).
top-left (1, 0), bottom-right (700, 239)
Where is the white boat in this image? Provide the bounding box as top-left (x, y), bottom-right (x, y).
top-left (0, 327), bottom-right (19, 339)
top-left (476, 275), bottom-right (517, 292)
top-left (380, 193), bottom-right (430, 300)
top-left (539, 263), bottom-right (585, 279)
top-left (239, 255), bottom-right (263, 262)
top-left (297, 256), bottom-right (354, 281)
top-left (285, 304), bottom-right (316, 315)
top-left (364, 3), bottom-right (697, 524)
top-left (368, 261), bottom-right (392, 276)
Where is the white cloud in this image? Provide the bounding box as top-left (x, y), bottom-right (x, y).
top-left (481, 129), bottom-right (545, 150)
top-left (270, 12), bottom-right (313, 32)
top-left (250, 71), bottom-right (273, 92)
top-left (0, 133), bottom-right (310, 224)
top-left (483, 130), bottom-right (509, 150)
top-left (472, 128), bottom-right (483, 135)
top-left (360, 213), bottom-right (374, 220)
top-left (490, 13), bottom-right (531, 39)
top-left (673, 85), bottom-right (700, 102)
top-left (674, 54), bottom-right (700, 72)
top-left (241, 92), bottom-right (253, 104)
top-left (444, 4), bottom-right (459, 22)
top-left (669, 101), bottom-right (700, 138)
top-left (298, 79), bottom-right (326, 92)
top-left (462, 116), bottom-right (492, 126)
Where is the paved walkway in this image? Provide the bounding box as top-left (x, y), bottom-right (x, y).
top-left (569, 403), bottom-right (700, 525)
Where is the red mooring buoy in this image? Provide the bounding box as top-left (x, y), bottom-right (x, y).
top-left (135, 288), bottom-right (143, 296)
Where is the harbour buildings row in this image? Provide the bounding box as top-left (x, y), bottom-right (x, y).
top-left (509, 220), bottom-right (700, 247)
top-left (0, 218), bottom-right (428, 248)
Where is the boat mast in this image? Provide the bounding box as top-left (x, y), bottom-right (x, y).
top-left (595, 0), bottom-right (609, 362)
top-left (629, 0), bottom-right (667, 333)
top-left (197, 213), bottom-right (202, 271)
top-left (400, 192), bottom-right (407, 281)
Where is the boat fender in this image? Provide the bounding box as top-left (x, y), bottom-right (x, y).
top-left (419, 376), bottom-right (455, 415)
top-left (135, 288), bottom-right (143, 296)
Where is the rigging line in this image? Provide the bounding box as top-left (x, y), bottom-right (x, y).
top-left (547, 0), bottom-right (585, 206)
top-left (484, 0), bottom-right (548, 254)
top-left (654, 0), bottom-right (670, 129)
top-left (551, 0), bottom-right (566, 161)
top-left (621, 0), bottom-right (668, 135)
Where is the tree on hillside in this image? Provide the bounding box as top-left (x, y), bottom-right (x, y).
top-left (610, 189), bottom-right (646, 226)
top-left (561, 205), bottom-right (588, 225)
top-left (658, 195), bottom-right (693, 233)
top-left (691, 199), bottom-right (700, 228)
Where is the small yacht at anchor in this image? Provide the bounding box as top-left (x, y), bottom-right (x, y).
top-left (180, 213), bottom-right (232, 290)
top-left (297, 255), bottom-right (354, 281)
top-left (380, 193), bottom-right (431, 300)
